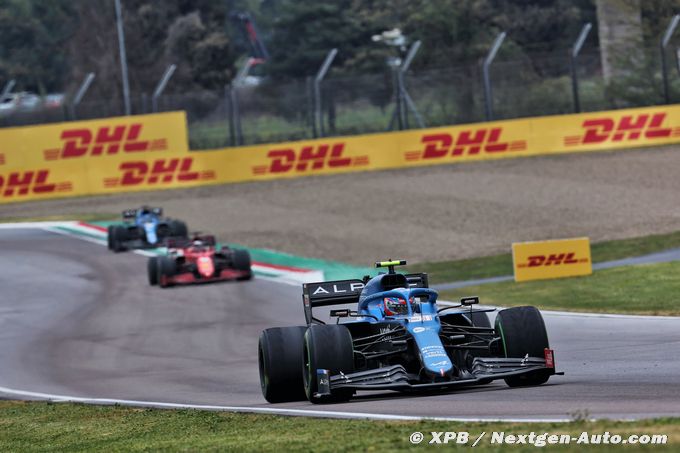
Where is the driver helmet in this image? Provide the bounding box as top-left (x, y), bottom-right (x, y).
top-left (383, 297), bottom-right (409, 316)
top-left (192, 239), bottom-right (203, 247)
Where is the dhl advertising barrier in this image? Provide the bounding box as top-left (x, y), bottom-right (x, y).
top-left (512, 237), bottom-right (592, 282)
top-left (3, 104), bottom-right (680, 203)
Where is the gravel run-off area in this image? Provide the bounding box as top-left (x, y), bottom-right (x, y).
top-left (3, 145), bottom-right (680, 265)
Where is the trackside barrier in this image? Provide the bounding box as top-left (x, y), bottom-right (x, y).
top-left (3, 105), bottom-right (680, 204)
top-left (512, 237), bottom-right (592, 282)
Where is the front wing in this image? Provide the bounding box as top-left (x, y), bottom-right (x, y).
top-left (322, 357), bottom-right (559, 394)
top-left (162, 268), bottom-right (251, 286)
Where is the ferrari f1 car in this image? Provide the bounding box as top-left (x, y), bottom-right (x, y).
top-left (258, 260), bottom-right (560, 404)
top-left (107, 206), bottom-right (188, 252)
top-left (148, 234), bottom-right (252, 288)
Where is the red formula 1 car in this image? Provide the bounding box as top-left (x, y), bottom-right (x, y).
top-left (147, 234), bottom-right (252, 288)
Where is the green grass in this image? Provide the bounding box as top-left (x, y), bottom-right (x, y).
top-left (0, 213), bottom-right (118, 223)
top-left (0, 401), bottom-right (677, 452)
top-left (441, 260), bottom-right (680, 316)
top-left (409, 230), bottom-right (680, 284)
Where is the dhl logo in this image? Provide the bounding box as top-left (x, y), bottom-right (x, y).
top-left (43, 124), bottom-right (168, 161)
top-left (252, 143), bottom-right (369, 175)
top-left (103, 157), bottom-right (215, 187)
top-left (0, 170), bottom-right (72, 198)
top-left (405, 129), bottom-right (527, 161)
top-left (517, 253), bottom-right (589, 268)
top-left (564, 113), bottom-right (680, 146)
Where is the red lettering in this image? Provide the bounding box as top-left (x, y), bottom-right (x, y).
top-left (177, 158), bottom-right (200, 181)
top-left (32, 170), bottom-right (57, 193)
top-left (123, 124), bottom-right (150, 152)
top-left (120, 162), bottom-right (148, 185)
top-left (645, 113), bottom-right (672, 138)
top-left (91, 126), bottom-right (126, 156)
top-left (268, 149), bottom-right (295, 173)
top-left (484, 128), bottom-right (509, 152)
top-left (61, 129), bottom-right (92, 158)
top-left (296, 145), bottom-right (329, 171)
top-left (4, 171), bottom-right (34, 196)
top-left (453, 129), bottom-right (486, 155)
top-left (581, 118), bottom-right (614, 144)
top-left (544, 254), bottom-right (566, 266)
top-left (148, 158), bottom-right (180, 184)
top-left (613, 115), bottom-right (648, 141)
top-left (421, 134), bottom-right (452, 159)
top-left (328, 143), bottom-right (352, 167)
top-left (527, 256), bottom-right (545, 267)
top-left (563, 253), bottom-right (578, 264)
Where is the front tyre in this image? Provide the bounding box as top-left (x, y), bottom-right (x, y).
top-left (303, 325), bottom-right (354, 404)
top-left (147, 256), bottom-right (159, 286)
top-left (258, 326), bottom-right (307, 403)
top-left (168, 220), bottom-right (188, 239)
top-left (157, 256), bottom-right (177, 288)
top-left (233, 249), bottom-right (252, 280)
top-left (495, 306), bottom-right (551, 387)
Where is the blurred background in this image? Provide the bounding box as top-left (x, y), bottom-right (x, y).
top-left (2, 0), bottom-right (680, 149)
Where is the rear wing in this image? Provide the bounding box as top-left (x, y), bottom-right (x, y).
top-left (302, 273), bottom-right (429, 324)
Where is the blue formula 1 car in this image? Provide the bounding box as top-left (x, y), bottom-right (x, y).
top-left (258, 260), bottom-right (560, 404)
top-left (107, 206), bottom-right (188, 252)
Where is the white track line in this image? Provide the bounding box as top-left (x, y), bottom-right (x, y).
top-left (0, 385), bottom-right (579, 422)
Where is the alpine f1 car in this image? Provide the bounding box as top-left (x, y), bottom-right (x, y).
top-left (148, 234), bottom-right (252, 288)
top-left (258, 260), bottom-right (561, 404)
top-left (107, 206), bottom-right (188, 252)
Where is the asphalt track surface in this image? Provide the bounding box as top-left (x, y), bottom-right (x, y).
top-left (2, 228), bottom-right (680, 420)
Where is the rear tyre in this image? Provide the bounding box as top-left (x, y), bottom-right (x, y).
top-left (147, 257), bottom-right (159, 286)
top-left (112, 226), bottom-right (127, 252)
top-left (107, 225), bottom-right (114, 250)
top-left (258, 326), bottom-right (308, 403)
top-left (495, 306), bottom-right (551, 387)
top-left (157, 256), bottom-right (177, 288)
top-left (303, 325), bottom-right (354, 404)
top-left (233, 249), bottom-right (252, 280)
top-left (169, 220), bottom-right (188, 238)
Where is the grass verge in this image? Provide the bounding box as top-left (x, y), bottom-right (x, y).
top-left (409, 230), bottom-right (680, 284)
top-left (0, 213), bottom-right (117, 224)
top-left (440, 260), bottom-right (680, 316)
top-left (0, 401), bottom-right (677, 452)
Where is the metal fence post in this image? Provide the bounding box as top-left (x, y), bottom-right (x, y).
top-left (1, 79), bottom-right (15, 98)
top-left (399, 40), bottom-right (425, 129)
top-left (114, 0), bottom-right (131, 115)
top-left (570, 23), bottom-right (592, 113)
top-left (483, 32), bottom-right (506, 121)
top-left (229, 84), bottom-right (243, 146)
top-left (152, 64), bottom-right (176, 113)
top-left (70, 72), bottom-right (95, 120)
top-left (313, 48), bottom-right (338, 138)
top-left (661, 15), bottom-right (680, 104)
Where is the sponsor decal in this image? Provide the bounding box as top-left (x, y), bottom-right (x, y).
top-left (309, 281), bottom-right (365, 296)
top-left (421, 345), bottom-right (447, 359)
top-left (563, 112), bottom-right (680, 146)
top-left (252, 143), bottom-right (369, 175)
top-left (512, 237), bottom-right (592, 282)
top-left (410, 315), bottom-right (422, 322)
top-left (43, 123), bottom-right (169, 161)
top-left (0, 169), bottom-right (72, 198)
top-left (103, 158), bottom-right (215, 188)
top-left (413, 327), bottom-right (426, 333)
top-left (517, 252), bottom-right (589, 268)
top-left (404, 129), bottom-right (527, 161)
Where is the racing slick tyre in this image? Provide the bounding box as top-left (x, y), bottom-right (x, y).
top-left (258, 326), bottom-right (307, 403)
top-left (147, 257), bottom-right (159, 286)
top-left (303, 325), bottom-right (355, 404)
top-left (495, 306), bottom-right (551, 387)
top-left (107, 225), bottom-right (114, 250)
top-left (233, 249), bottom-right (252, 280)
top-left (157, 256), bottom-right (177, 288)
top-left (112, 226), bottom-right (127, 253)
top-left (169, 220), bottom-right (188, 238)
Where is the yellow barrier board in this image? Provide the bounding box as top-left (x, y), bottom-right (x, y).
top-left (3, 104), bottom-right (680, 203)
top-left (512, 237), bottom-right (592, 282)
